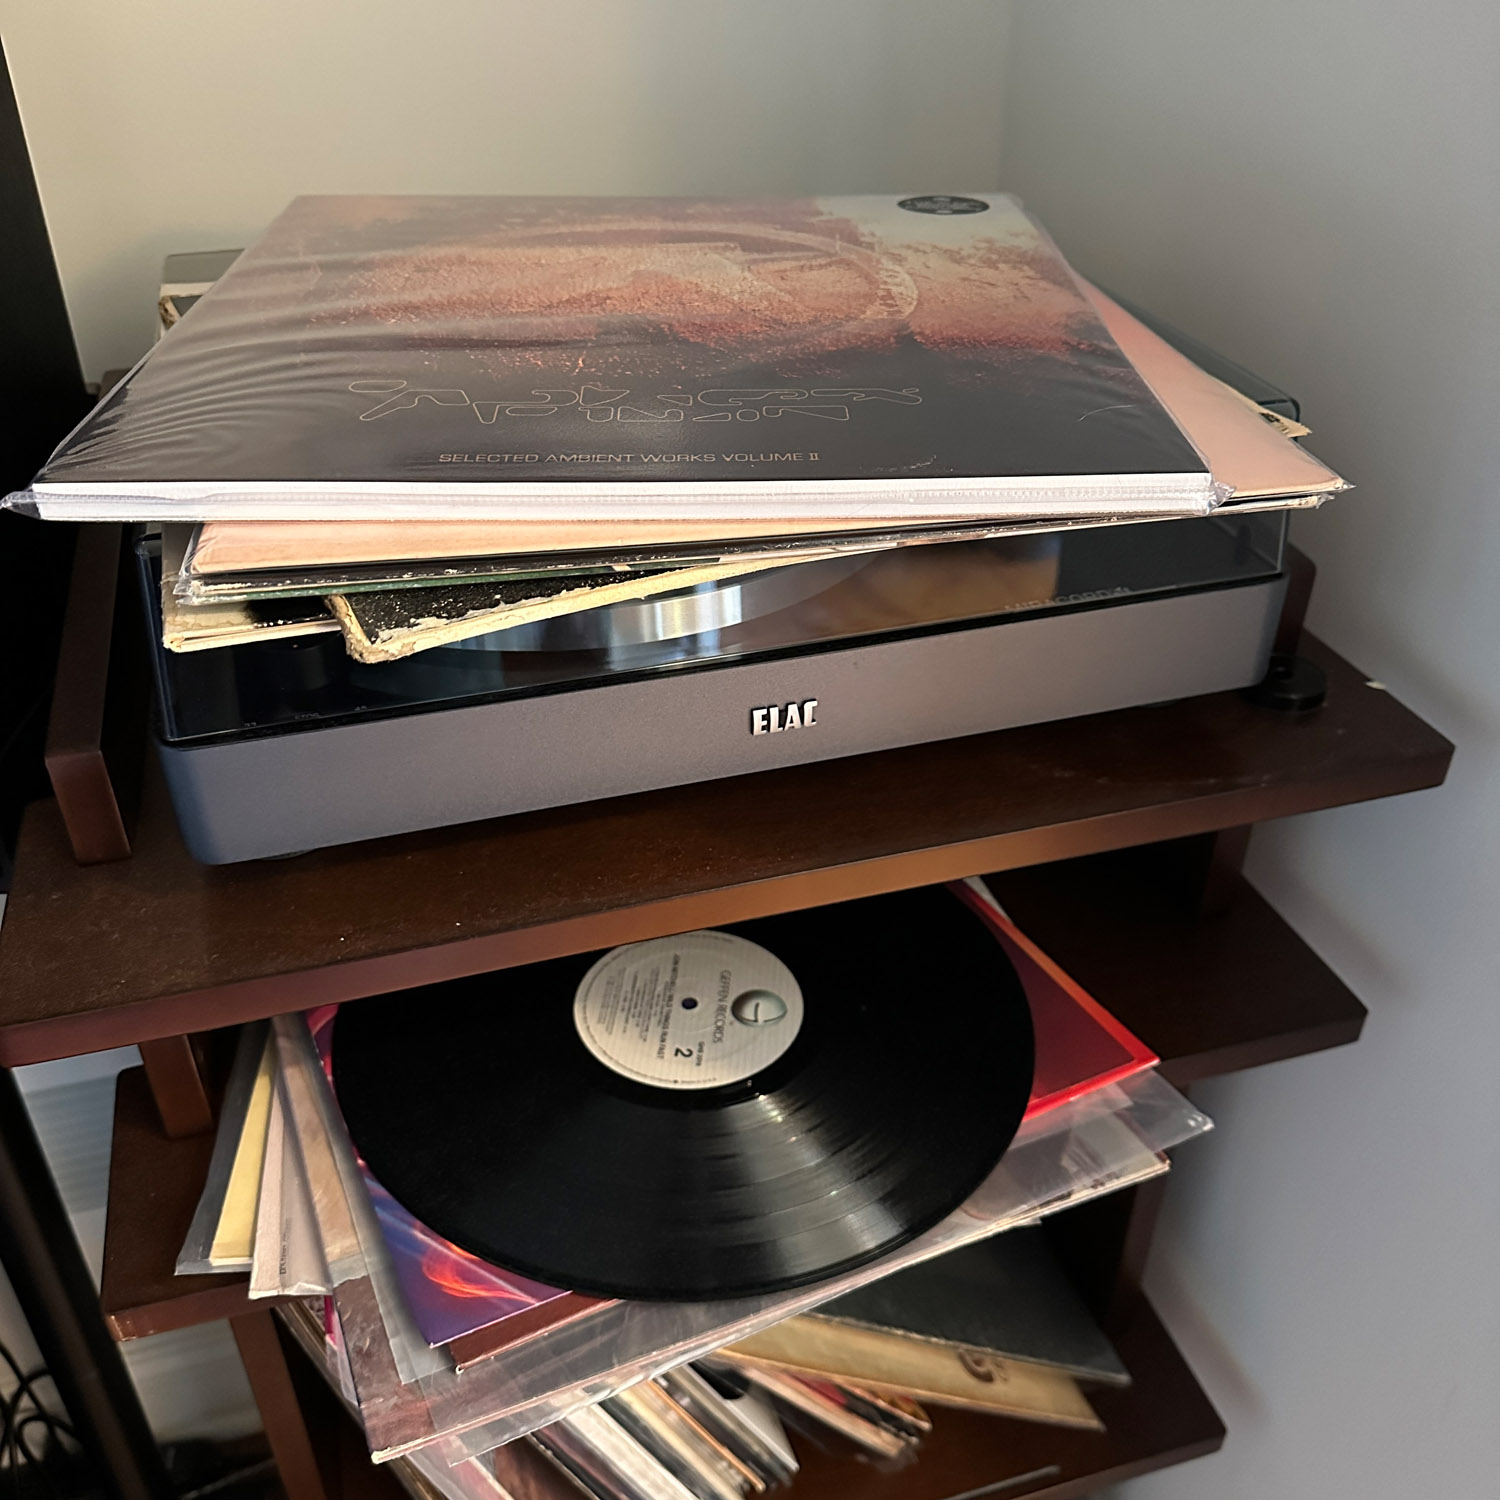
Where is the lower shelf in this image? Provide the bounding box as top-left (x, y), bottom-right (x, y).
top-left (308, 1293), bottom-right (1220, 1500)
top-left (100, 849), bottom-right (1364, 1340)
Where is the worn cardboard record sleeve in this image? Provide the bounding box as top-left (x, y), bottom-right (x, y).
top-left (159, 525), bottom-right (338, 652)
top-left (718, 1319), bottom-right (1102, 1429)
top-left (328, 553), bottom-right (825, 661)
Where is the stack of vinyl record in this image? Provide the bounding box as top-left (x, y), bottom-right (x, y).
top-left (10, 193), bottom-right (1344, 669)
top-left (176, 879), bottom-right (1211, 1498)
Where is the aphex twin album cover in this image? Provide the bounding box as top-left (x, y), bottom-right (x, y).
top-left (20, 194), bottom-right (1213, 520)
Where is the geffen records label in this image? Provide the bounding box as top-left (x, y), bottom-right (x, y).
top-left (574, 931), bottom-right (804, 1089)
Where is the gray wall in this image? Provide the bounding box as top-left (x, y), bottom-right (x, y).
top-left (2, 0), bottom-right (1012, 377)
top-left (1002, 4), bottom-right (1500, 1496)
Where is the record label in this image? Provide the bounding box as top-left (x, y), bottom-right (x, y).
top-left (573, 931), bottom-right (804, 1090)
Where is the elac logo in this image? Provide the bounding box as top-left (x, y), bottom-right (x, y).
top-left (750, 701), bottom-right (818, 736)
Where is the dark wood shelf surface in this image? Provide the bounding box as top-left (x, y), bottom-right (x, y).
top-left (100, 848), bottom-right (1366, 1341)
top-left (0, 635), bottom-right (1449, 1065)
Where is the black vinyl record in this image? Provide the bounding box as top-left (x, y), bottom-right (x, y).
top-left (330, 885), bottom-right (1035, 1301)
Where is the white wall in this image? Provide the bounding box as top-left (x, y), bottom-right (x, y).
top-left (2, 0), bottom-right (1012, 379)
top-left (1002, 4), bottom-right (1500, 1497)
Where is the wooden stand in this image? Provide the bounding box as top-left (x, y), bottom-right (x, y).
top-left (0, 536), bottom-right (1453, 1500)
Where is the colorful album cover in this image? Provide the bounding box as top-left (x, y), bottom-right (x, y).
top-left (953, 880), bottom-right (1158, 1115)
top-left (20, 194), bottom-right (1212, 520)
top-left (305, 1004), bottom-right (570, 1349)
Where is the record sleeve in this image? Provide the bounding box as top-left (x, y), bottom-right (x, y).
top-left (956, 877), bottom-right (1158, 1115)
top-left (173, 280), bottom-right (1342, 591)
top-left (304, 1005), bottom-right (606, 1351)
top-left (717, 1320), bottom-right (1101, 1428)
top-left (248, 1086), bottom-right (329, 1299)
top-left (12, 194), bottom-right (1216, 522)
top-left (716, 1366), bottom-right (911, 1460)
top-left (207, 1033), bottom-right (276, 1267)
top-left (603, 1384), bottom-right (749, 1500)
top-left (532, 1406), bottom-right (702, 1500)
top-left (811, 1225), bottom-right (1128, 1386)
top-left (326, 552), bottom-right (821, 662)
top-left (284, 1005), bottom-right (1203, 1464)
top-left (176, 1023), bottom-right (269, 1275)
top-left (656, 1368), bottom-right (795, 1486)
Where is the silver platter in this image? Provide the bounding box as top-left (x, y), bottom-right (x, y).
top-left (454, 553), bottom-right (872, 652)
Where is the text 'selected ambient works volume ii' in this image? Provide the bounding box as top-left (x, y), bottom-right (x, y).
top-left (16, 194), bottom-right (1217, 520)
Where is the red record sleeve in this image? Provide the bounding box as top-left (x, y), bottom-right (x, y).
top-left (951, 880), bottom-right (1157, 1117)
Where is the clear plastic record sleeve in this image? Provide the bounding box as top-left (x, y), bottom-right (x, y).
top-left (275, 997), bottom-right (1208, 1466)
top-left (277, 1301), bottom-right (517, 1500)
top-left (272, 1017), bottom-right (450, 1386)
top-left (249, 1085), bottom-right (330, 1299)
top-left (10, 194), bottom-right (1222, 523)
top-left (176, 1022), bottom-right (270, 1275)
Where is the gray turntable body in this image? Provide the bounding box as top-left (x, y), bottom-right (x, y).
top-left (157, 562), bottom-right (1283, 863)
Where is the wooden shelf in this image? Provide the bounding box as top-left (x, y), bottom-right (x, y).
top-left (989, 848), bottom-right (1368, 1086)
top-left (0, 634), bottom-right (1449, 1066)
top-left (100, 845), bottom-right (1366, 1341)
top-left (54, 626), bottom-right (1443, 1500)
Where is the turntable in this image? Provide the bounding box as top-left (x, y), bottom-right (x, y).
top-left (138, 501), bottom-right (1289, 863)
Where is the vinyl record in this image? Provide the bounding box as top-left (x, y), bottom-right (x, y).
top-left (329, 885), bottom-right (1035, 1301)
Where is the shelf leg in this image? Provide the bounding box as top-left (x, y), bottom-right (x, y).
top-left (43, 523), bottom-right (134, 865)
top-left (139, 1034), bottom-right (215, 1138)
top-left (1109, 1174), bottom-right (1171, 1318)
top-left (1274, 544), bottom-right (1317, 657)
top-left (1196, 825), bottom-right (1253, 917)
top-left (231, 1309), bottom-right (333, 1500)
top-left (0, 1067), bottom-right (175, 1500)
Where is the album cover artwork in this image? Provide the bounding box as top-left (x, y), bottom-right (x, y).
top-left (20, 194), bottom-right (1213, 520)
top-left (305, 1005), bottom-right (579, 1349)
